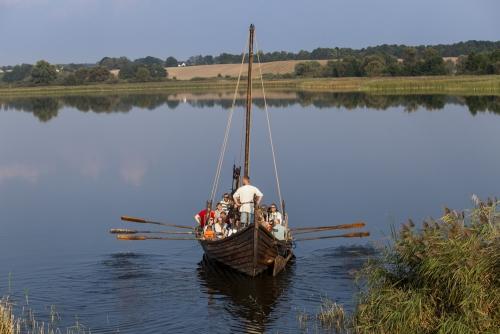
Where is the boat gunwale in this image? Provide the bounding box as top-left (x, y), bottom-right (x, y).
top-left (198, 222), bottom-right (290, 246)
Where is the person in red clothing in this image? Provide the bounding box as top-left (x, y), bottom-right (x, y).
top-left (194, 207), bottom-right (215, 228)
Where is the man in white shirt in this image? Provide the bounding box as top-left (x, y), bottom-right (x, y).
top-left (233, 175), bottom-right (263, 227)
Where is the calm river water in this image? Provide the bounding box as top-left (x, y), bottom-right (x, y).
top-left (0, 92), bottom-right (499, 333)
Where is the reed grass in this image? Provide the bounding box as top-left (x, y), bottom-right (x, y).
top-left (0, 296), bottom-right (90, 334)
top-left (316, 299), bottom-right (346, 333)
top-left (352, 197), bottom-right (500, 334)
top-left (0, 75), bottom-right (499, 97)
top-left (298, 197), bottom-right (499, 333)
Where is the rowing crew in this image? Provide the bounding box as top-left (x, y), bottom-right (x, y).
top-left (194, 175), bottom-right (287, 240)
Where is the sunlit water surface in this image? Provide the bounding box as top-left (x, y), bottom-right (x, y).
top-left (0, 92), bottom-right (499, 333)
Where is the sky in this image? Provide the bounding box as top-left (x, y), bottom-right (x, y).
top-left (0, 0), bottom-right (499, 65)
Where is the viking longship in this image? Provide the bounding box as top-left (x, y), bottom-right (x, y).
top-left (112, 25), bottom-right (369, 277)
top-left (197, 24), bottom-right (293, 277)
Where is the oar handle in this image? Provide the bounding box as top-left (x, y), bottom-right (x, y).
top-left (343, 232), bottom-right (370, 238)
top-left (120, 215), bottom-right (194, 230)
top-left (294, 231), bottom-right (370, 242)
top-left (117, 235), bottom-right (146, 240)
top-left (110, 228), bottom-right (138, 234)
top-left (291, 222), bottom-right (366, 232)
top-left (116, 234), bottom-right (198, 241)
top-left (121, 216), bottom-right (146, 223)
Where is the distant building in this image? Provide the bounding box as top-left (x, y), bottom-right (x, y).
top-left (0, 69), bottom-right (4, 74)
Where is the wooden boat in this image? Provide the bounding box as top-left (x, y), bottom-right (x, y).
top-left (198, 24), bottom-right (293, 277)
top-left (113, 25), bottom-right (368, 275)
top-left (199, 222), bottom-right (293, 277)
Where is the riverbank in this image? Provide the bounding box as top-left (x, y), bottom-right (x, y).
top-left (0, 75), bottom-right (499, 97)
top-left (308, 198), bottom-right (500, 334)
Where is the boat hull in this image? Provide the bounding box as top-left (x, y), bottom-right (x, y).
top-left (198, 223), bottom-right (292, 277)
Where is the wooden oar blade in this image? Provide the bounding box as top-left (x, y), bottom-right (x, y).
top-left (121, 216), bottom-right (146, 223)
top-left (291, 221), bottom-right (366, 232)
top-left (116, 234), bottom-right (197, 241)
top-left (117, 234), bottom-right (147, 240)
top-left (294, 231), bottom-right (370, 242)
top-left (120, 215), bottom-right (194, 230)
top-left (110, 228), bottom-right (138, 234)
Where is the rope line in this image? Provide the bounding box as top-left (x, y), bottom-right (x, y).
top-left (209, 38), bottom-right (248, 204)
top-left (255, 35), bottom-right (284, 213)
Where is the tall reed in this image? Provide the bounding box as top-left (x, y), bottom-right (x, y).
top-left (353, 198), bottom-right (500, 334)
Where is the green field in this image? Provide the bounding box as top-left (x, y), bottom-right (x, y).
top-left (0, 75), bottom-right (499, 97)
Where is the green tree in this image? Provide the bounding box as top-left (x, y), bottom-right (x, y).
top-left (363, 55), bottom-right (386, 77)
top-left (74, 68), bottom-right (90, 83)
top-left (165, 56), bottom-right (178, 67)
top-left (2, 64), bottom-right (33, 83)
top-left (135, 66), bottom-right (151, 82)
top-left (147, 63), bottom-right (167, 79)
top-left (402, 47), bottom-right (419, 75)
top-left (98, 56), bottom-right (131, 69)
top-left (87, 66), bottom-right (112, 82)
top-left (294, 61), bottom-right (322, 77)
top-left (419, 48), bottom-right (446, 75)
top-left (118, 63), bottom-right (137, 80)
top-left (30, 60), bottom-right (58, 84)
top-left (134, 56), bottom-right (164, 66)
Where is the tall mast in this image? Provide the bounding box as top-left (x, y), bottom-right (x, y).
top-left (244, 24), bottom-right (255, 178)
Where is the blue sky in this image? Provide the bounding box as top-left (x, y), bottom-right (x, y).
top-left (0, 0), bottom-right (499, 65)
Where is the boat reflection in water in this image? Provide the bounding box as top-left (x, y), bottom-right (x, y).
top-left (197, 255), bottom-right (294, 333)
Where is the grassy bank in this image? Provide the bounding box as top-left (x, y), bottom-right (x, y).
top-left (309, 197), bottom-right (500, 334)
top-left (0, 75), bottom-right (499, 97)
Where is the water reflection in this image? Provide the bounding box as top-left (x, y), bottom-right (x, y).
top-left (1, 92), bottom-right (499, 122)
top-left (197, 255), bottom-right (293, 333)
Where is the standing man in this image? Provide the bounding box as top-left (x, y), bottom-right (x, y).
top-left (233, 175), bottom-right (263, 227)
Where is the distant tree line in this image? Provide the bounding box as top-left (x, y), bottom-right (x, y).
top-left (1, 40), bottom-right (499, 86)
top-left (181, 40), bottom-right (500, 65)
top-left (0, 57), bottom-right (170, 87)
top-left (294, 49), bottom-right (500, 78)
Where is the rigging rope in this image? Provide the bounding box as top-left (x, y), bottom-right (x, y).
top-left (255, 35), bottom-right (284, 213)
top-left (209, 37), bottom-right (248, 204)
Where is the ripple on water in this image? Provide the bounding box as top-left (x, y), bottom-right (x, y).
top-left (2, 246), bottom-right (375, 333)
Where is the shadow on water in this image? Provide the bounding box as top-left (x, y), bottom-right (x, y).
top-left (197, 255), bottom-right (294, 333)
top-left (1, 92), bottom-right (500, 122)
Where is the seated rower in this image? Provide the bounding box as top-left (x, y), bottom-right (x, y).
top-left (214, 217), bottom-right (225, 239)
top-left (225, 223), bottom-right (238, 237)
top-left (268, 203), bottom-right (282, 225)
top-left (203, 224), bottom-right (215, 240)
top-left (271, 217), bottom-right (287, 241)
top-left (219, 193), bottom-right (232, 213)
top-left (214, 203), bottom-right (225, 220)
top-left (194, 207), bottom-right (215, 229)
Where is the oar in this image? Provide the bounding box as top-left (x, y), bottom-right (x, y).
top-left (121, 216), bottom-right (193, 230)
top-left (291, 222), bottom-right (366, 234)
top-left (110, 228), bottom-right (194, 235)
top-left (294, 231), bottom-right (370, 242)
top-left (116, 234), bottom-right (198, 241)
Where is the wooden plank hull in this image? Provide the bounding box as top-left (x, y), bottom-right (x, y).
top-left (198, 223), bottom-right (292, 277)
